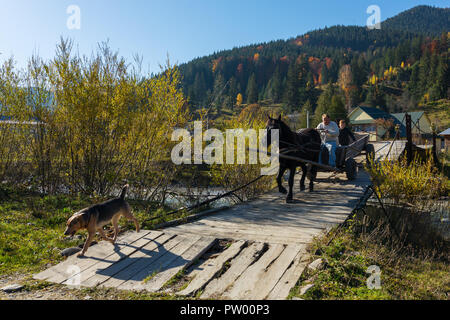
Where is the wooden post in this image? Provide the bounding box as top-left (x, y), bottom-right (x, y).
top-left (431, 123), bottom-right (440, 168)
top-left (405, 113), bottom-right (412, 165)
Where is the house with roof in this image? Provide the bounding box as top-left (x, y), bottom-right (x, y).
top-left (439, 128), bottom-right (450, 151)
top-left (348, 106), bottom-right (406, 142)
top-left (392, 111), bottom-right (432, 139)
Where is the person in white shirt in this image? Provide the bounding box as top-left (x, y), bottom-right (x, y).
top-left (316, 114), bottom-right (339, 166)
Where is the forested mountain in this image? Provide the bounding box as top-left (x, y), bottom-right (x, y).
top-left (382, 5), bottom-right (449, 36)
top-left (178, 5), bottom-right (449, 126)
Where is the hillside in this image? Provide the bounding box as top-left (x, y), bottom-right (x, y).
top-left (179, 5), bottom-right (449, 126)
top-left (382, 5), bottom-right (450, 36)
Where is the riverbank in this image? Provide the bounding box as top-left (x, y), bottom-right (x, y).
top-left (290, 205), bottom-right (449, 300)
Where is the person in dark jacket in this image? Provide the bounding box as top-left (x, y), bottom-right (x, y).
top-left (338, 120), bottom-right (356, 146)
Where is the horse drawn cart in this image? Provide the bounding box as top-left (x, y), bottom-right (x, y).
top-left (280, 133), bottom-right (375, 181)
top-left (313, 133), bottom-right (375, 180)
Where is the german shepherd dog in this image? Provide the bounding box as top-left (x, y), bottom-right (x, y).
top-left (64, 185), bottom-right (140, 257)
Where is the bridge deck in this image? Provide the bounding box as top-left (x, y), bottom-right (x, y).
top-left (165, 170), bottom-right (371, 244)
top-left (34, 168), bottom-right (371, 300)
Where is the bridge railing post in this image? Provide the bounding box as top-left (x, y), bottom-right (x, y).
top-left (405, 113), bottom-right (412, 165)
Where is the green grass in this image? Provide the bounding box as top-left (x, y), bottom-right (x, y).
top-left (0, 187), bottom-right (173, 276)
top-left (420, 99), bottom-right (450, 132)
top-left (0, 190), bottom-right (89, 274)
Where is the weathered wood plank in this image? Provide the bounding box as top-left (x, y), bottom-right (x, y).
top-left (116, 235), bottom-right (203, 291)
top-left (74, 232), bottom-right (174, 288)
top-left (164, 226), bottom-right (317, 244)
top-left (33, 230), bottom-right (152, 283)
top-left (140, 236), bottom-right (216, 292)
top-left (177, 240), bottom-right (246, 296)
top-left (251, 244), bottom-right (305, 300)
top-left (201, 242), bottom-right (265, 299)
top-left (223, 243), bottom-right (285, 300)
top-left (266, 247), bottom-right (309, 300)
top-left (173, 219), bottom-right (337, 237)
top-left (101, 235), bottom-right (188, 289)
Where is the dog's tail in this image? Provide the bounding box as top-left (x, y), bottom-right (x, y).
top-left (120, 184), bottom-right (129, 199)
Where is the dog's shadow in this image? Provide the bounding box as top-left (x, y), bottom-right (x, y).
top-left (90, 237), bottom-right (188, 283)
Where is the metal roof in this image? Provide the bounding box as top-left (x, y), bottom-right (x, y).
top-left (439, 128), bottom-right (450, 136)
top-left (391, 111), bottom-right (426, 125)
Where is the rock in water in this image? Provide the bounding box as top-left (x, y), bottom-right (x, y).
top-left (61, 247), bottom-right (82, 257)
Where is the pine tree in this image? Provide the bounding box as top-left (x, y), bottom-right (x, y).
top-left (328, 95), bottom-right (347, 123)
top-left (313, 85), bottom-right (334, 127)
top-left (192, 72), bottom-right (206, 105)
top-left (228, 77), bottom-right (238, 104)
top-left (418, 49), bottom-right (431, 95)
top-left (434, 55), bottom-right (449, 99)
top-left (269, 66), bottom-right (283, 102)
top-left (211, 73), bottom-right (225, 108)
top-left (246, 73), bottom-right (258, 104)
top-left (407, 63), bottom-right (421, 99)
top-left (284, 62), bottom-right (299, 110)
top-left (320, 63), bottom-right (329, 85)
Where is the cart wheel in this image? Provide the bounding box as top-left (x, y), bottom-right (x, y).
top-left (345, 158), bottom-right (357, 180)
top-left (365, 144), bottom-right (375, 166)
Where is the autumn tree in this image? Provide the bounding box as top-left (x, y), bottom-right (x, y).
top-left (236, 93), bottom-right (243, 107)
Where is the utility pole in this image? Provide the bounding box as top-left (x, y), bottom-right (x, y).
top-left (431, 123), bottom-right (440, 168)
top-left (306, 110), bottom-right (310, 128)
top-left (405, 113), bottom-right (412, 165)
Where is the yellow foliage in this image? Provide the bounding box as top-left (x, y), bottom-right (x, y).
top-left (236, 93), bottom-right (243, 107)
top-left (367, 154), bottom-right (447, 205)
top-left (0, 39), bottom-right (189, 196)
top-left (210, 115), bottom-right (273, 202)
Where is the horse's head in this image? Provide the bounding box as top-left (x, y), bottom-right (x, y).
top-left (265, 115), bottom-right (283, 148)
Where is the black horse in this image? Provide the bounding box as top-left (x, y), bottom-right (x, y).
top-left (266, 115), bottom-right (322, 203)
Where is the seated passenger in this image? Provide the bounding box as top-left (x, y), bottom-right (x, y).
top-left (338, 120), bottom-right (356, 146)
top-left (316, 114), bottom-right (339, 166)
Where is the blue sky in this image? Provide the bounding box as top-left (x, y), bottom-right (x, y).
top-left (0, 0), bottom-right (448, 73)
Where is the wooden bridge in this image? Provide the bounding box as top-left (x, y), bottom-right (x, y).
top-left (34, 162), bottom-right (372, 300)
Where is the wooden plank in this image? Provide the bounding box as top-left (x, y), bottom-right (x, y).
top-left (73, 232), bottom-right (174, 288)
top-left (165, 225), bottom-right (319, 244)
top-left (56, 230), bottom-right (160, 285)
top-left (251, 244), bottom-right (305, 300)
top-left (177, 240), bottom-right (246, 296)
top-left (267, 247), bottom-right (309, 300)
top-left (116, 235), bottom-right (202, 291)
top-left (223, 243), bottom-right (285, 300)
top-left (140, 236), bottom-right (216, 292)
top-left (201, 242), bottom-right (265, 299)
top-left (33, 230), bottom-right (152, 283)
top-left (100, 235), bottom-right (188, 289)
top-left (174, 218), bottom-right (343, 235)
top-left (33, 230), bottom-right (138, 281)
top-left (169, 223), bottom-right (320, 238)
